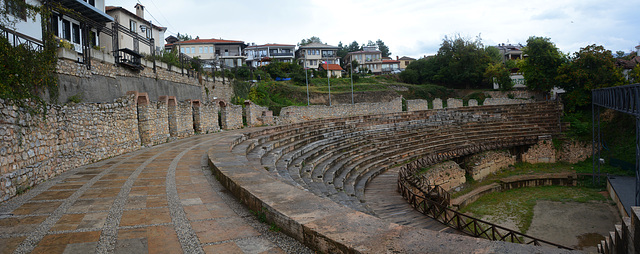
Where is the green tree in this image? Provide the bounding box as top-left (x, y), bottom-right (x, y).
top-left (177, 33), bottom-right (193, 41)
top-left (628, 64), bottom-right (640, 84)
top-left (433, 35), bottom-right (492, 88)
top-left (298, 36), bottom-right (322, 46)
top-left (376, 39), bottom-right (391, 57)
top-left (484, 62), bottom-right (513, 90)
top-left (520, 36), bottom-right (565, 93)
top-left (556, 44), bottom-right (626, 111)
top-left (346, 41), bottom-right (361, 52)
top-left (399, 57), bottom-right (439, 84)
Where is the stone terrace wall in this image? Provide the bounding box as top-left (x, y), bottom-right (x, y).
top-left (278, 97), bottom-right (403, 124)
top-left (406, 99), bottom-right (428, 111)
top-left (484, 90), bottom-right (543, 100)
top-left (447, 98), bottom-right (463, 108)
top-left (0, 94), bottom-right (140, 201)
top-left (168, 98), bottom-right (194, 138)
top-left (192, 101), bottom-right (220, 134)
top-left (55, 47), bottom-right (233, 103)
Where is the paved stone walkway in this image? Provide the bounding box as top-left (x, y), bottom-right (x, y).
top-left (0, 131), bottom-right (312, 254)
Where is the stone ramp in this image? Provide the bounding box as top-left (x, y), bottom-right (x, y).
top-left (0, 132), bottom-right (311, 254)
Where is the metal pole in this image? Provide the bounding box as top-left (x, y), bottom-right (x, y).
top-left (306, 68), bottom-right (309, 105)
top-left (327, 55), bottom-right (331, 106)
top-left (636, 86), bottom-right (640, 206)
top-left (592, 93), bottom-right (596, 185)
top-left (597, 106), bottom-right (601, 184)
top-left (351, 63), bottom-right (354, 104)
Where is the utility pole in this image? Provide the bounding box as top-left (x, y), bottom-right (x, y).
top-left (350, 62), bottom-right (354, 104)
top-left (305, 67), bottom-right (309, 105)
top-left (327, 53), bottom-right (331, 106)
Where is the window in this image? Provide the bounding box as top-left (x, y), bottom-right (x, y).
top-left (83, 0), bottom-right (95, 6)
top-left (210, 46), bottom-right (213, 53)
top-left (72, 23), bottom-right (80, 43)
top-left (130, 20), bottom-right (137, 33)
top-left (50, 14), bottom-right (59, 37)
top-left (6, 0), bottom-right (26, 20)
top-left (204, 47), bottom-right (208, 53)
top-left (199, 47), bottom-right (203, 53)
top-left (144, 26), bottom-right (151, 38)
top-left (191, 47), bottom-right (195, 54)
top-left (62, 20), bottom-right (71, 40)
top-left (89, 30), bottom-right (96, 47)
top-left (180, 48), bottom-right (184, 53)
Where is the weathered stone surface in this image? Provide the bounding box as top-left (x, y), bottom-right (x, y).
top-left (416, 161), bottom-right (466, 191)
top-left (432, 98), bottom-right (443, 109)
top-left (406, 99), bottom-right (428, 111)
top-left (278, 97), bottom-right (402, 124)
top-left (464, 150), bottom-right (515, 181)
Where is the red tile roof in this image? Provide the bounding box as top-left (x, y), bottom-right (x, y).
top-left (165, 38), bottom-right (244, 46)
top-left (382, 59), bottom-right (400, 63)
top-left (321, 64), bottom-right (343, 71)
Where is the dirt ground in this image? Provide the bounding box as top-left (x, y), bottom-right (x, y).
top-left (526, 201), bottom-right (620, 253)
top-left (480, 200), bottom-right (619, 253)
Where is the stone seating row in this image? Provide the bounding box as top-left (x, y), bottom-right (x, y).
top-left (242, 102), bottom-right (562, 213)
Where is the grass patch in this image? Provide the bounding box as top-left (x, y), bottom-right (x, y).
top-left (459, 185), bottom-right (607, 233)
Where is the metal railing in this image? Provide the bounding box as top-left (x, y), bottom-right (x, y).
top-left (397, 178), bottom-right (572, 250)
top-left (0, 25), bottom-right (43, 51)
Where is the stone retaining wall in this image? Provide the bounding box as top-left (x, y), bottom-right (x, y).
top-left (168, 99), bottom-right (194, 138)
top-left (417, 161), bottom-right (466, 191)
top-left (522, 138), bottom-right (557, 164)
top-left (464, 150), bottom-right (515, 181)
top-left (244, 101), bottom-right (271, 127)
top-left (278, 97), bottom-right (403, 124)
top-left (137, 95), bottom-right (170, 146)
top-left (0, 94), bottom-right (140, 201)
top-left (192, 101), bottom-right (220, 134)
top-left (220, 103), bottom-right (244, 130)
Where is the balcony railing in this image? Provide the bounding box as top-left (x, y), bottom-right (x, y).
top-left (270, 52), bottom-right (293, 57)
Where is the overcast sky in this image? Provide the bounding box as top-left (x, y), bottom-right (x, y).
top-left (113, 0), bottom-right (640, 59)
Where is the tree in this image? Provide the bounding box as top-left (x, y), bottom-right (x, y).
top-left (433, 35), bottom-right (492, 88)
top-left (366, 40), bottom-right (376, 46)
top-left (346, 41), bottom-right (361, 52)
top-left (520, 36), bottom-right (565, 93)
top-left (298, 36), bottom-right (322, 46)
top-left (484, 62), bottom-right (513, 90)
top-left (177, 33), bottom-right (193, 41)
top-left (556, 44), bottom-right (626, 111)
top-left (376, 39), bottom-right (391, 57)
top-left (337, 41), bottom-right (348, 59)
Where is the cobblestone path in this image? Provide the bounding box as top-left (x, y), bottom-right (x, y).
top-left (0, 131), bottom-right (311, 254)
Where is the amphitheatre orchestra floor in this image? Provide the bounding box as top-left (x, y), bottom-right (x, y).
top-left (0, 130), bottom-right (312, 254)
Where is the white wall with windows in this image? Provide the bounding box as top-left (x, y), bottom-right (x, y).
top-left (1, 0), bottom-right (43, 44)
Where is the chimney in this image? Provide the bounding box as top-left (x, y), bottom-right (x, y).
top-left (135, 3), bottom-right (144, 19)
top-left (396, 56), bottom-right (399, 60)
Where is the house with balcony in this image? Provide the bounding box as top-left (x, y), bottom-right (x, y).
top-left (1, 0), bottom-right (113, 66)
top-left (102, 4), bottom-right (166, 56)
top-left (494, 43), bottom-right (525, 63)
top-left (344, 46), bottom-right (382, 74)
top-left (381, 59), bottom-right (400, 74)
top-left (244, 43), bottom-right (295, 68)
top-left (319, 63), bottom-right (343, 78)
top-left (296, 42), bottom-right (340, 70)
top-left (165, 38), bottom-right (246, 69)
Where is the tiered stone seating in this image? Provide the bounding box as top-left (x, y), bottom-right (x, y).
top-left (235, 102), bottom-right (563, 216)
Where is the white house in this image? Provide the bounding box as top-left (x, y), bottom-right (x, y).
top-left (244, 43), bottom-right (295, 68)
top-left (102, 4), bottom-right (166, 55)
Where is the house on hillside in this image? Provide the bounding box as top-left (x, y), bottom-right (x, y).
top-left (296, 42), bottom-right (340, 70)
top-left (1, 0), bottom-right (113, 66)
top-left (102, 4), bottom-right (166, 56)
top-left (381, 59), bottom-right (400, 74)
top-left (244, 43), bottom-right (295, 68)
top-left (398, 56), bottom-right (416, 70)
top-left (320, 63), bottom-right (343, 78)
top-left (344, 46), bottom-right (382, 74)
top-left (165, 38), bottom-right (246, 69)
top-left (493, 43), bottom-right (525, 63)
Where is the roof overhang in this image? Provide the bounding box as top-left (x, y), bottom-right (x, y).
top-left (59, 0), bottom-right (114, 23)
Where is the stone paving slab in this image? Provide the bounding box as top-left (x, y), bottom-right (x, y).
top-left (0, 131), bottom-right (311, 254)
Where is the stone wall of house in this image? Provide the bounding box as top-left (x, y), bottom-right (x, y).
top-left (192, 101), bottom-right (220, 134)
top-left (220, 103), bottom-right (244, 130)
top-left (417, 161), bottom-right (466, 192)
top-left (277, 97), bottom-right (403, 124)
top-left (137, 95), bottom-right (170, 146)
top-left (0, 94), bottom-right (140, 202)
top-left (464, 150), bottom-right (516, 181)
top-left (244, 101), bottom-right (271, 127)
top-left (406, 99), bottom-right (429, 111)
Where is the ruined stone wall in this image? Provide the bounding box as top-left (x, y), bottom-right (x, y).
top-left (464, 150), bottom-right (516, 181)
top-left (138, 98), bottom-right (169, 146)
top-left (483, 98), bottom-right (534, 105)
top-left (0, 94), bottom-right (140, 201)
top-left (417, 161), bottom-right (466, 191)
top-left (447, 98), bottom-right (463, 108)
top-left (168, 99), bottom-right (194, 138)
top-left (221, 104), bottom-right (243, 130)
top-left (192, 101), bottom-right (220, 134)
top-left (406, 99), bottom-right (429, 111)
top-left (244, 101), bottom-right (271, 127)
top-left (278, 97), bottom-right (403, 124)
top-left (484, 90), bottom-right (543, 100)
top-left (432, 98), bottom-right (443, 109)
top-left (556, 140), bottom-right (591, 164)
top-left (522, 138), bottom-right (557, 164)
